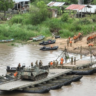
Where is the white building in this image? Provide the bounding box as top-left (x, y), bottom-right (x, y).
top-left (13, 0), bottom-right (30, 10)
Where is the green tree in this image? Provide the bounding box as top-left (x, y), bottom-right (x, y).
top-left (0, 0), bottom-right (14, 18)
top-left (30, 1), bottom-right (49, 25)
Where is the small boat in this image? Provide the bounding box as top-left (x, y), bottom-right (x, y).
top-left (40, 46), bottom-right (58, 51)
top-left (0, 39), bottom-right (14, 43)
top-left (39, 39), bottom-right (55, 45)
top-left (55, 36), bottom-right (60, 39)
top-left (32, 35), bottom-right (45, 41)
top-left (6, 66), bottom-right (23, 72)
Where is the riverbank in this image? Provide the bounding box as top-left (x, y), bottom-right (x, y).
top-left (43, 31), bottom-right (96, 55)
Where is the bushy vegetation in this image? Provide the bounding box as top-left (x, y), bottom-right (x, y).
top-left (0, 0), bottom-right (96, 41)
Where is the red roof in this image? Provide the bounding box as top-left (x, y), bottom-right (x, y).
top-left (66, 4), bottom-right (85, 10)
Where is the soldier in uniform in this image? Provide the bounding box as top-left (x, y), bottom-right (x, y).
top-left (55, 60), bottom-right (58, 68)
top-left (35, 60), bottom-right (38, 67)
top-left (39, 60), bottom-right (43, 67)
top-left (31, 62), bottom-right (33, 67)
top-left (53, 60), bottom-right (55, 68)
top-left (71, 57), bottom-right (73, 65)
top-left (74, 57), bottom-right (76, 65)
top-left (17, 63), bottom-right (21, 70)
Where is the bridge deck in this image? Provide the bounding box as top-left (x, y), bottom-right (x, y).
top-left (0, 69), bottom-right (72, 91)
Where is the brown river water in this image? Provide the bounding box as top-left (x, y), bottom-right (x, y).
top-left (0, 43), bottom-right (96, 96)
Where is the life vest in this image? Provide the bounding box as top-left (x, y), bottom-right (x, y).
top-left (88, 44), bottom-right (94, 47)
top-left (61, 58), bottom-right (64, 61)
top-left (14, 72), bottom-right (18, 77)
top-left (78, 33), bottom-right (81, 36)
top-left (60, 61), bottom-right (63, 65)
top-left (50, 61), bottom-right (53, 65)
top-left (70, 41), bottom-right (72, 43)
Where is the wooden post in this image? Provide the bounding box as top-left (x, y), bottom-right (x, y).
top-left (80, 46), bottom-right (82, 59)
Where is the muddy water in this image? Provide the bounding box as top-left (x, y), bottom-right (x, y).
top-left (0, 43), bottom-right (96, 96)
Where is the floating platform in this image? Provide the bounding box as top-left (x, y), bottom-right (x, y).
top-left (0, 69), bottom-right (72, 91)
top-left (57, 60), bottom-right (96, 69)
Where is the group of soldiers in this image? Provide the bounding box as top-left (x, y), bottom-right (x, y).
top-left (87, 34), bottom-right (96, 44)
top-left (67, 32), bottom-right (83, 47)
top-left (73, 32), bottom-right (83, 43)
top-left (49, 60), bottom-right (58, 68)
top-left (31, 60), bottom-right (43, 67)
top-left (49, 56), bottom-right (77, 68)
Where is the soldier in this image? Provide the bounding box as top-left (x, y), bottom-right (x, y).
top-left (53, 60), bottom-right (55, 68)
top-left (17, 63), bottom-right (21, 70)
top-left (71, 57), bottom-right (73, 65)
top-left (50, 61), bottom-right (53, 68)
top-left (74, 57), bottom-right (76, 65)
top-left (39, 60), bottom-right (43, 67)
top-left (35, 60), bottom-right (38, 66)
top-left (31, 62), bottom-right (33, 67)
top-left (69, 36), bottom-right (71, 41)
top-left (55, 60), bottom-right (58, 68)
top-left (70, 40), bottom-right (72, 47)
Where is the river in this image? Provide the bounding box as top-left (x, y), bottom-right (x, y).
top-left (0, 43), bottom-right (96, 96)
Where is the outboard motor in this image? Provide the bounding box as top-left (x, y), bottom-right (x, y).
top-left (7, 66), bottom-right (10, 70)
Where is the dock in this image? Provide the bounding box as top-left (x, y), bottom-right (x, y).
top-left (57, 60), bottom-right (96, 69)
top-left (0, 69), bottom-right (72, 91)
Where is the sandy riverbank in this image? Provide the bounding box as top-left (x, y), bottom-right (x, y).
top-left (47, 32), bottom-right (96, 55)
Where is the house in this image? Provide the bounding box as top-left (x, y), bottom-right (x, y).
top-left (47, 1), bottom-right (65, 17)
top-left (66, 4), bottom-right (96, 18)
top-left (13, 0), bottom-right (30, 10)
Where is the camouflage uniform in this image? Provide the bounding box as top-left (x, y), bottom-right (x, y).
top-left (31, 62), bottom-right (33, 67)
top-left (39, 60), bottom-right (43, 67)
top-left (74, 57), bottom-right (76, 65)
top-left (35, 60), bottom-right (38, 67)
top-left (71, 57), bottom-right (73, 65)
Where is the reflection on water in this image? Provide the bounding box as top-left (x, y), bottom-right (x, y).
top-left (0, 43), bottom-right (96, 96)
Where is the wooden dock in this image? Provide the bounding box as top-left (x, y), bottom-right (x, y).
top-left (0, 69), bottom-right (72, 91)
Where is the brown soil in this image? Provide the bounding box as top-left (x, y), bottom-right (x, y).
top-left (48, 32), bottom-right (96, 54)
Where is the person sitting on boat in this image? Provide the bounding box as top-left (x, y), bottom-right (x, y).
top-left (49, 40), bottom-right (51, 43)
top-left (51, 45), bottom-right (53, 48)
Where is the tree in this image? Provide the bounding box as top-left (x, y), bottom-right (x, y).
top-left (30, 1), bottom-right (49, 25)
top-left (0, 0), bottom-right (14, 18)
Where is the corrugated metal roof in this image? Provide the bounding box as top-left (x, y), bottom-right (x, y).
top-left (66, 4), bottom-right (85, 10)
top-left (13, 0), bottom-right (30, 3)
top-left (47, 1), bottom-right (65, 7)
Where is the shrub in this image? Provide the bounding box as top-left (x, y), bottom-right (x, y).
top-left (61, 13), bottom-right (69, 22)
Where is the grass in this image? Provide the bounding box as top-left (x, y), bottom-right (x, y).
top-left (0, 7), bottom-right (96, 41)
